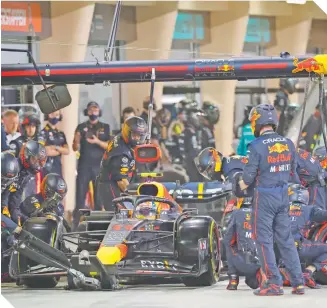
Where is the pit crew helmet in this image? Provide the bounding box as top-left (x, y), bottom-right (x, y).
top-left (19, 112), bottom-right (40, 138)
top-left (194, 147), bottom-right (223, 180)
top-left (41, 173), bottom-right (67, 201)
top-left (19, 140), bottom-right (47, 174)
top-left (134, 202), bottom-right (157, 220)
top-left (249, 104), bottom-right (278, 138)
top-left (122, 116), bottom-right (148, 148)
top-left (202, 101), bottom-right (220, 125)
top-left (1, 152), bottom-right (20, 193)
top-left (313, 146), bottom-right (327, 169)
top-left (288, 183), bottom-right (309, 205)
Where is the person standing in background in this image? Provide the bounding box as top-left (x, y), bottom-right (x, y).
top-left (1, 125), bottom-right (9, 152)
top-left (41, 110), bottom-right (70, 177)
top-left (237, 106), bottom-right (255, 156)
top-left (72, 101), bottom-right (110, 229)
top-left (2, 110), bottom-right (20, 147)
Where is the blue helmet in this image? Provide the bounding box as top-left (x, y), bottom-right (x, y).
top-left (288, 183), bottom-right (309, 205)
top-left (313, 146), bottom-right (327, 161)
top-left (248, 104), bottom-right (278, 137)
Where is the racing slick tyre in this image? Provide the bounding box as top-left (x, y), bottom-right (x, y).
top-left (23, 276), bottom-right (60, 289)
top-left (177, 217), bottom-right (221, 287)
top-left (16, 218), bottom-right (61, 289)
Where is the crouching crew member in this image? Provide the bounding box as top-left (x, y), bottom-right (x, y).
top-left (282, 184), bottom-right (327, 288)
top-left (20, 173), bottom-right (67, 221)
top-left (95, 117), bottom-right (147, 212)
top-left (194, 147), bottom-right (263, 290)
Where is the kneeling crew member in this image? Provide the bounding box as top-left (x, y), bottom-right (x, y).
top-left (238, 104), bottom-right (304, 296)
top-left (20, 173), bottom-right (67, 221)
top-left (285, 184), bottom-right (327, 288)
top-left (95, 116), bottom-right (147, 211)
top-left (194, 148), bottom-right (262, 290)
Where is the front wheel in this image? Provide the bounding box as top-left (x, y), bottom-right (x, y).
top-left (180, 219), bottom-right (221, 287)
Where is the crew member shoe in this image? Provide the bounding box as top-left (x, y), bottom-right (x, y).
top-left (303, 270), bottom-right (320, 289)
top-left (226, 275), bottom-right (239, 290)
top-left (253, 282), bottom-right (284, 296)
top-left (279, 268), bottom-right (291, 287)
top-left (292, 285), bottom-right (305, 295)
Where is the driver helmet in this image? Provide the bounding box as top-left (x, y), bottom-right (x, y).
top-left (288, 183), bottom-right (309, 205)
top-left (1, 152), bottom-right (20, 193)
top-left (134, 201), bottom-right (157, 220)
top-left (19, 112), bottom-right (40, 138)
top-left (194, 147), bottom-right (223, 180)
top-left (19, 140), bottom-right (47, 174)
top-left (249, 104), bottom-right (278, 138)
top-left (41, 173), bottom-right (68, 201)
top-left (202, 101), bottom-right (220, 125)
top-left (313, 146), bottom-right (327, 169)
top-left (122, 116), bottom-right (148, 148)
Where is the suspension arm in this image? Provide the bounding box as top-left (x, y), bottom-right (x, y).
top-left (2, 54), bottom-right (327, 86)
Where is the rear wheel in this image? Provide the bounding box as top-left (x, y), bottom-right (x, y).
top-left (179, 219), bottom-right (221, 287)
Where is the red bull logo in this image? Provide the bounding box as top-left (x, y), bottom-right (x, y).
top-left (218, 64), bottom-right (234, 72)
top-left (292, 57), bottom-right (323, 74)
top-left (268, 143), bottom-right (289, 154)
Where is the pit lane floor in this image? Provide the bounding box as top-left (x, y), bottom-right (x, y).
top-left (2, 279), bottom-right (327, 308)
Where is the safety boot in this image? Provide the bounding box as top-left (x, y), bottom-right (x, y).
top-left (253, 282), bottom-right (284, 296)
top-left (226, 274), bottom-right (239, 290)
top-left (279, 268), bottom-right (291, 287)
top-left (292, 285), bottom-right (305, 295)
top-left (303, 269), bottom-right (320, 289)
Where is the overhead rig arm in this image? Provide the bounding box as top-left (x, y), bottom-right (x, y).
top-left (2, 53), bottom-right (327, 86)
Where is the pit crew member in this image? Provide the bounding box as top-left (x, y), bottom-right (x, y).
top-left (296, 148), bottom-right (326, 209)
top-left (95, 116), bottom-right (147, 214)
top-left (178, 106), bottom-right (202, 181)
top-left (313, 145), bottom-right (327, 208)
top-left (283, 184), bottom-right (327, 288)
top-left (41, 111), bottom-right (69, 176)
top-left (238, 103), bottom-right (304, 296)
top-left (1, 152), bottom-right (21, 282)
top-left (199, 101), bottom-right (219, 149)
top-left (72, 101), bottom-right (110, 227)
top-left (20, 173), bottom-right (67, 221)
top-left (194, 148), bottom-right (263, 289)
top-left (9, 112), bottom-right (45, 157)
top-left (1, 140), bottom-right (47, 225)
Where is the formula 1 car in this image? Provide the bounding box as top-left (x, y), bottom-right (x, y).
top-left (62, 179), bottom-right (232, 290)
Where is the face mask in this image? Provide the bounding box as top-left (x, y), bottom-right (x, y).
top-left (49, 117), bottom-right (60, 125)
top-left (89, 114), bottom-right (98, 121)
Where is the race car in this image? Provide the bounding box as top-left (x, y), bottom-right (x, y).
top-left (63, 180), bottom-right (232, 290)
